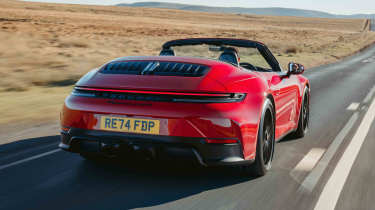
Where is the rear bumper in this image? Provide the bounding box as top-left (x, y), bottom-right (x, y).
top-left (60, 128), bottom-right (254, 166)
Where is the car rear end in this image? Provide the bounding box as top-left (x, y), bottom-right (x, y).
top-left (59, 57), bottom-right (258, 166)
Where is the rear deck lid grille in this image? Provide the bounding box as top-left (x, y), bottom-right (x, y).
top-left (100, 61), bottom-right (210, 77)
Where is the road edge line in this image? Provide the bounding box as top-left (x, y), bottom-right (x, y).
top-left (314, 95), bottom-right (375, 210)
top-left (300, 112), bottom-right (359, 192)
top-left (0, 149), bottom-right (61, 171)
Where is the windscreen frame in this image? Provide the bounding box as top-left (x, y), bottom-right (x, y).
top-left (162, 38), bottom-right (282, 72)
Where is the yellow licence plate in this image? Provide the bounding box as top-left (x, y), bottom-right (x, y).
top-left (99, 116), bottom-right (160, 135)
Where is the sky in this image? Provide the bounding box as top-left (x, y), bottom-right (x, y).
top-left (23, 0), bottom-right (375, 15)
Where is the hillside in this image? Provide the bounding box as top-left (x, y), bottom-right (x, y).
top-left (118, 2), bottom-right (375, 19)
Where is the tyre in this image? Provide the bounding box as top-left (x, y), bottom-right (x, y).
top-left (293, 87), bottom-right (310, 138)
top-left (242, 99), bottom-right (275, 177)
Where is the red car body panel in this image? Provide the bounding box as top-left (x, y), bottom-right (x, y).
top-left (61, 55), bottom-right (309, 161)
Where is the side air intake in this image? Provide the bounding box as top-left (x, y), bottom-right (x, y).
top-left (100, 61), bottom-right (210, 77)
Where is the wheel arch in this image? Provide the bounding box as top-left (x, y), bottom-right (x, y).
top-left (299, 83), bottom-right (310, 110)
top-left (295, 82), bottom-right (310, 131)
top-left (266, 94), bottom-right (276, 127)
top-left (252, 94), bottom-right (275, 158)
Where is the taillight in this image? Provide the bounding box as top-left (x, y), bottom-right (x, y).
top-left (172, 93), bottom-right (246, 103)
top-left (72, 87), bottom-right (246, 103)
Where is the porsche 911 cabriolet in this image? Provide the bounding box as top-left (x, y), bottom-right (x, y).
top-left (59, 38), bottom-right (310, 176)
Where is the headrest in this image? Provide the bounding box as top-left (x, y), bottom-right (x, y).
top-left (160, 49), bottom-right (175, 56)
top-left (219, 49), bottom-right (239, 66)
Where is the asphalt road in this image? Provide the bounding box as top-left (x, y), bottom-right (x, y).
top-left (1, 43), bottom-right (375, 209)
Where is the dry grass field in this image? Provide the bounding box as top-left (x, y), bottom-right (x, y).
top-left (0, 0), bottom-right (374, 130)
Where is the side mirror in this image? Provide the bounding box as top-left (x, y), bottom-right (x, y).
top-left (288, 62), bottom-right (305, 75)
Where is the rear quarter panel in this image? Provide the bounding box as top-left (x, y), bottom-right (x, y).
top-left (209, 66), bottom-right (269, 159)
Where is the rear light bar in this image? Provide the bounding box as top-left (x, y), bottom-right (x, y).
top-left (205, 139), bottom-right (238, 144)
top-left (75, 87), bottom-right (230, 97)
top-left (72, 87), bottom-right (246, 103)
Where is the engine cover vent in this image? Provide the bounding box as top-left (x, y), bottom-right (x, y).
top-left (100, 61), bottom-right (210, 77)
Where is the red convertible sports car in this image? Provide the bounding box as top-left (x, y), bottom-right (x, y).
top-left (59, 38), bottom-right (309, 176)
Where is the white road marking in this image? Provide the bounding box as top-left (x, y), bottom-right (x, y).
top-left (363, 85), bottom-right (375, 104)
top-left (292, 148), bottom-right (325, 172)
top-left (314, 95), bottom-right (375, 210)
top-left (346, 103), bottom-right (360, 111)
top-left (0, 149), bottom-right (61, 171)
top-left (300, 112), bottom-right (359, 192)
top-left (290, 148), bottom-right (325, 184)
top-left (362, 56), bottom-right (375, 63)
